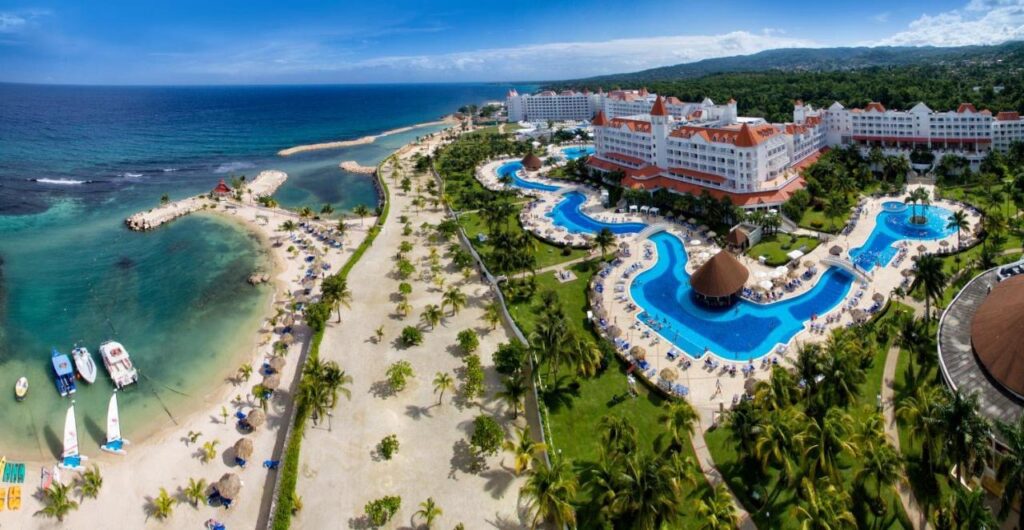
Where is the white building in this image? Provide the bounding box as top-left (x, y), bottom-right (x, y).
top-left (506, 89), bottom-right (600, 122)
top-left (506, 87), bottom-right (733, 124)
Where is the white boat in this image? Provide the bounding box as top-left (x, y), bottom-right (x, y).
top-left (58, 403), bottom-right (87, 471)
top-left (98, 341), bottom-right (139, 389)
top-left (71, 345), bottom-right (98, 385)
top-left (100, 393), bottom-right (129, 455)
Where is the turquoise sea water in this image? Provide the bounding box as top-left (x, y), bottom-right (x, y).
top-left (0, 83), bottom-right (523, 458)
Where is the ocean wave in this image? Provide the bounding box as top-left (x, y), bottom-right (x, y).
top-left (214, 161), bottom-right (255, 174)
top-left (162, 168), bottom-right (178, 173)
top-left (120, 172), bottom-right (144, 178)
top-left (31, 178), bottom-right (89, 185)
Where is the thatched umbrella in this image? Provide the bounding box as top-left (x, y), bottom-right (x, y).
top-left (873, 293), bottom-right (885, 303)
top-left (619, 242), bottom-right (631, 250)
top-left (281, 315), bottom-right (295, 328)
top-left (829, 245), bottom-right (843, 256)
top-left (233, 438), bottom-right (254, 462)
top-left (607, 326), bottom-right (622, 338)
top-left (744, 377), bottom-right (759, 395)
top-left (940, 240), bottom-right (950, 249)
top-left (630, 346), bottom-right (647, 360)
top-left (215, 473), bottom-right (242, 501)
top-left (902, 268), bottom-right (915, 277)
top-left (803, 260), bottom-right (815, 268)
top-left (851, 309), bottom-right (867, 322)
top-left (262, 373), bottom-right (281, 390)
top-left (917, 244), bottom-right (927, 253)
top-left (280, 333), bottom-right (295, 345)
top-left (244, 408), bottom-right (266, 430)
top-left (268, 356), bottom-right (286, 373)
top-left (593, 306), bottom-right (608, 320)
top-left (659, 367), bottom-right (678, 382)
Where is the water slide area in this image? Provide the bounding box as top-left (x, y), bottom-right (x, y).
top-left (501, 155), bottom-right (955, 360)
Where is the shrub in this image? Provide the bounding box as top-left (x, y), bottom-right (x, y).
top-left (378, 434), bottom-right (399, 460)
top-left (400, 326), bottom-right (423, 346)
top-left (493, 341), bottom-right (527, 375)
top-left (387, 360), bottom-right (414, 391)
top-left (304, 301), bottom-right (332, 333)
top-left (456, 329), bottom-right (479, 354)
top-left (469, 415), bottom-right (503, 457)
top-left (364, 496), bottom-right (401, 527)
top-left (462, 354), bottom-right (484, 400)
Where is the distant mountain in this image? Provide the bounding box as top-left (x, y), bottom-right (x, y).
top-left (556, 42), bottom-right (1024, 85)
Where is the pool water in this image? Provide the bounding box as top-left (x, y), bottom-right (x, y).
top-left (548, 192), bottom-right (646, 234)
top-left (497, 161), bottom-right (561, 192)
top-left (561, 146), bottom-right (595, 160)
top-left (629, 232), bottom-right (854, 360)
top-left (849, 202), bottom-right (955, 271)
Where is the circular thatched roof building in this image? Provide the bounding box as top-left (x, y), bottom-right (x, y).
top-left (971, 275), bottom-right (1024, 399)
top-left (726, 228), bottom-right (749, 251)
top-left (690, 251), bottom-right (749, 307)
top-left (521, 153), bottom-right (543, 172)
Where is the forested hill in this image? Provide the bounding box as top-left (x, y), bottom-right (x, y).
top-left (546, 43), bottom-right (1024, 123)
top-left (563, 42), bottom-right (1024, 84)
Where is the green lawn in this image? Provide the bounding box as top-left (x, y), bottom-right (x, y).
top-left (704, 303), bottom-right (911, 529)
top-left (747, 234), bottom-right (822, 266)
top-left (457, 210), bottom-right (591, 270)
top-left (798, 206), bottom-right (851, 233)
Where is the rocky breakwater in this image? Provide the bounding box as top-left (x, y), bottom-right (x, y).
top-left (339, 161), bottom-right (377, 175)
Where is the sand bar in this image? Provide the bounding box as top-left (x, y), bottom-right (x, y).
top-left (277, 118), bottom-right (452, 157)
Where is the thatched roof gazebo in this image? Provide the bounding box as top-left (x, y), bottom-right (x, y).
top-left (242, 408), bottom-right (266, 431)
top-left (214, 473), bottom-right (242, 502)
top-left (689, 251), bottom-right (750, 307)
top-left (233, 438), bottom-right (253, 467)
top-left (726, 228), bottom-right (749, 251)
top-left (268, 356), bottom-right (286, 373)
top-left (829, 245), bottom-right (843, 256)
top-left (521, 153), bottom-right (543, 172)
top-left (262, 373), bottom-right (281, 391)
top-left (970, 275), bottom-right (1024, 399)
top-left (630, 346), bottom-right (647, 360)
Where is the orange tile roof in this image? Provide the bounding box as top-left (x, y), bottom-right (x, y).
top-left (864, 102), bottom-right (886, 112)
top-left (669, 123), bottom-right (778, 147)
top-left (805, 115), bottom-right (823, 126)
top-left (665, 96), bottom-right (684, 105)
top-left (996, 111), bottom-right (1021, 121)
top-left (650, 96), bottom-right (668, 117)
top-left (609, 118), bottom-right (652, 133)
top-left (592, 111), bottom-right (608, 126)
top-left (957, 103), bottom-right (978, 113)
top-left (604, 152), bottom-right (647, 165)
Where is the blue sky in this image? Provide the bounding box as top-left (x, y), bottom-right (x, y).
top-left (1, 0), bottom-right (1022, 84)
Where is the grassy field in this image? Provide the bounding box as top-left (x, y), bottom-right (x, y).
top-left (457, 210), bottom-right (591, 270)
top-left (704, 302), bottom-right (911, 529)
top-left (747, 233), bottom-right (822, 266)
top-left (798, 206), bottom-right (851, 233)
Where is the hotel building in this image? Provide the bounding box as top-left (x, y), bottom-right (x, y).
top-left (506, 88), bottom-right (731, 123)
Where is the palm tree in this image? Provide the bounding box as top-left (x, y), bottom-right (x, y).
top-left (697, 484), bottom-right (738, 530)
top-left (801, 407), bottom-right (858, 482)
top-left (200, 439), bottom-right (219, 463)
top-left (947, 210), bottom-right (970, 248)
top-left (396, 299), bottom-right (412, 317)
top-left (913, 254), bottom-right (947, 326)
top-left (794, 477), bottom-right (856, 530)
top-left (183, 477), bottom-right (207, 507)
top-left (755, 409), bottom-right (803, 501)
top-left (415, 497), bottom-right (442, 529)
top-left (78, 464), bottom-right (103, 499)
top-left (938, 486), bottom-right (998, 530)
top-left (298, 206), bottom-right (314, 219)
top-left (420, 304), bottom-right (443, 329)
top-left (321, 275), bottom-right (352, 323)
top-left (824, 193), bottom-right (848, 231)
top-left (504, 426), bottom-right (546, 476)
top-left (520, 455), bottom-right (578, 530)
top-left (482, 300), bottom-right (502, 330)
top-left (938, 390), bottom-right (992, 485)
top-left (374, 325), bottom-right (384, 343)
top-left (593, 228), bottom-right (615, 259)
top-left (279, 220), bottom-right (297, 233)
top-left (497, 374), bottom-right (527, 419)
top-left (353, 204), bottom-right (371, 225)
top-left (658, 400), bottom-right (698, 453)
top-left (441, 287), bottom-right (467, 316)
top-left (599, 414), bottom-right (638, 457)
top-left (432, 371), bottom-right (454, 406)
top-left (238, 363), bottom-right (253, 382)
top-left (608, 451), bottom-right (685, 528)
top-left (854, 440), bottom-right (902, 501)
top-left (39, 481), bottom-right (79, 521)
top-left (320, 203), bottom-right (334, 216)
top-left (897, 384), bottom-right (945, 474)
top-left (996, 416), bottom-right (1024, 529)
top-left (151, 487), bottom-right (177, 520)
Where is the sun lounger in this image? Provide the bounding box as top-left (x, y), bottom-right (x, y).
top-left (263, 460), bottom-right (280, 470)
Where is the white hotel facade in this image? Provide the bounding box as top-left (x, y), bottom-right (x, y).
top-left (506, 88), bottom-right (730, 123)
top-left (532, 89), bottom-right (1024, 209)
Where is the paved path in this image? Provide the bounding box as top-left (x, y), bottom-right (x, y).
top-left (881, 343), bottom-right (932, 530)
top-left (692, 426), bottom-right (757, 529)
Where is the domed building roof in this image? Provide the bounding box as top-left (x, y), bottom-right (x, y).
top-left (521, 153), bottom-right (543, 171)
top-left (971, 275), bottom-right (1024, 399)
top-left (690, 251), bottom-right (749, 298)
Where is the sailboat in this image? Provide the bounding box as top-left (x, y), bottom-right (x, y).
top-left (58, 403), bottom-right (87, 471)
top-left (100, 393), bottom-right (129, 455)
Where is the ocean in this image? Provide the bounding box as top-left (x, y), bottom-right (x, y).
top-left (0, 82), bottom-right (525, 458)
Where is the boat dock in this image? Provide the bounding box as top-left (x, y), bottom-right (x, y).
top-left (125, 170), bottom-right (287, 231)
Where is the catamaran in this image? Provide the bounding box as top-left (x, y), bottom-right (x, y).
top-left (98, 340), bottom-right (139, 389)
top-left (58, 403), bottom-right (86, 472)
top-left (50, 349), bottom-right (76, 397)
top-left (71, 345), bottom-right (98, 385)
top-left (100, 393), bottom-right (129, 455)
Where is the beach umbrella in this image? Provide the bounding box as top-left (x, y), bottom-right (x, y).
top-left (280, 333), bottom-right (295, 345)
top-left (233, 438), bottom-right (254, 461)
top-left (245, 409), bottom-right (267, 430)
top-left (593, 306), bottom-right (608, 320)
top-left (607, 326), bottom-right (622, 338)
top-left (698, 225), bottom-right (709, 231)
top-left (744, 377), bottom-right (759, 395)
top-left (619, 242), bottom-right (630, 250)
top-left (788, 267), bottom-right (801, 278)
top-left (262, 373), bottom-right (281, 390)
top-left (803, 260), bottom-right (815, 268)
top-left (659, 368), bottom-right (678, 382)
top-left (688, 218), bottom-right (697, 224)
top-left (873, 293), bottom-right (885, 303)
top-left (759, 280), bottom-right (774, 291)
top-left (630, 346), bottom-right (647, 360)
top-left (902, 268), bottom-right (915, 277)
top-left (917, 245), bottom-right (927, 253)
top-left (707, 231), bottom-right (717, 238)
top-left (215, 473), bottom-right (242, 501)
top-left (281, 315), bottom-right (295, 328)
top-left (940, 240), bottom-right (950, 249)
top-left (690, 239), bottom-right (702, 246)
top-left (829, 245), bottom-right (843, 256)
top-left (268, 357), bottom-right (286, 373)
top-left (851, 309), bottom-right (867, 322)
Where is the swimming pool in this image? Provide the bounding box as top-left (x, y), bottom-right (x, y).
top-left (849, 201), bottom-right (955, 271)
top-left (497, 161), bottom-right (561, 192)
top-left (630, 232), bottom-right (855, 360)
top-left (548, 191), bottom-right (646, 235)
top-left (561, 146), bottom-right (595, 160)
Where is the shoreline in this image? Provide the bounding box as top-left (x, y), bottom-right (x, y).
top-left (276, 116), bottom-right (453, 157)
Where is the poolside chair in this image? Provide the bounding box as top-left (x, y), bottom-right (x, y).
top-left (263, 460), bottom-right (280, 470)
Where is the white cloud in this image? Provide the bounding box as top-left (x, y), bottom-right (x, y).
top-left (184, 30), bottom-right (816, 81)
top-left (0, 13), bottom-right (27, 33)
top-left (873, 12), bottom-right (891, 23)
top-left (876, 0), bottom-right (1024, 46)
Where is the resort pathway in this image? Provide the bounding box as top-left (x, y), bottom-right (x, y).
top-left (295, 135), bottom-right (529, 529)
top-left (692, 428), bottom-right (757, 529)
